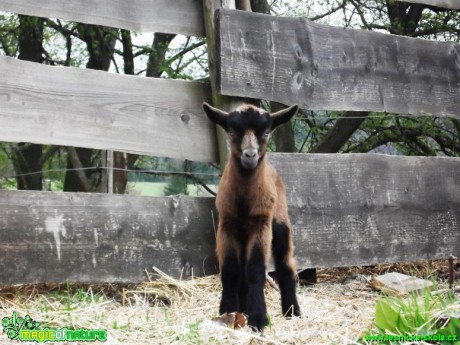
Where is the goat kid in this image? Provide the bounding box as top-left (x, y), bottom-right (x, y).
top-left (203, 102), bottom-right (301, 331)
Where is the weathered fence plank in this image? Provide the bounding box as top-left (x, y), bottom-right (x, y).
top-left (0, 191), bottom-right (218, 284)
top-left (270, 153), bottom-right (460, 268)
top-left (398, 0), bottom-right (460, 10)
top-left (203, 0), bottom-right (244, 169)
top-left (1, 154), bottom-right (459, 284)
top-left (0, 56), bottom-right (217, 163)
top-left (0, 0), bottom-right (204, 36)
top-left (216, 9), bottom-right (460, 118)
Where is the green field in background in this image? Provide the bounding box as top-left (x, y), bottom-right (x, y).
top-left (126, 182), bottom-right (217, 197)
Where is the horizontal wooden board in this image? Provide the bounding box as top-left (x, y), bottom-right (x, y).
top-left (216, 9), bottom-right (460, 118)
top-left (399, 0), bottom-right (460, 9)
top-left (0, 191), bottom-right (218, 284)
top-left (0, 56), bottom-right (217, 162)
top-left (0, 0), bottom-right (204, 36)
top-left (1, 153), bottom-right (459, 284)
top-left (270, 153), bottom-right (460, 268)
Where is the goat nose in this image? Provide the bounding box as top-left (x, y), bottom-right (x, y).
top-left (243, 149), bottom-right (257, 158)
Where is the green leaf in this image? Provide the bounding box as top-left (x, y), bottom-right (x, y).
top-left (375, 299), bottom-right (401, 333)
top-left (396, 312), bottom-right (410, 334)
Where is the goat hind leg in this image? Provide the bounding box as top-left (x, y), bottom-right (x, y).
top-left (272, 221), bottom-right (300, 317)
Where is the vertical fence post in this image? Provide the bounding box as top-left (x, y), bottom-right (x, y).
top-left (203, 0), bottom-right (243, 169)
top-left (106, 150), bottom-right (114, 194)
top-left (100, 150), bottom-right (114, 193)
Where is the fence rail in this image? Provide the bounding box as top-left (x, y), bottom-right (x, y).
top-left (0, 56), bottom-right (217, 162)
top-left (216, 9), bottom-right (460, 118)
top-left (398, 0), bottom-right (460, 9)
top-left (0, 191), bottom-right (217, 284)
top-left (0, 0), bottom-right (205, 36)
top-left (1, 153), bottom-right (459, 284)
top-left (271, 153), bottom-right (460, 269)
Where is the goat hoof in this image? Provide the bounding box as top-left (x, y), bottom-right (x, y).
top-left (248, 312), bottom-right (268, 332)
top-left (283, 303), bottom-right (301, 318)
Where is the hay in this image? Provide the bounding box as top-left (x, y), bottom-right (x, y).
top-left (0, 260), bottom-right (457, 345)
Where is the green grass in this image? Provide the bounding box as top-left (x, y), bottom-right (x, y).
top-left (362, 287), bottom-right (460, 344)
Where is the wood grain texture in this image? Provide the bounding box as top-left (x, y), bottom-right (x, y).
top-left (1, 153), bottom-right (459, 284)
top-left (0, 56), bottom-right (217, 162)
top-left (0, 0), bottom-right (204, 36)
top-left (269, 153), bottom-right (460, 268)
top-left (203, 0), bottom-right (244, 169)
top-left (399, 0), bottom-right (460, 9)
top-left (217, 9), bottom-right (460, 118)
top-left (0, 190), bottom-right (218, 284)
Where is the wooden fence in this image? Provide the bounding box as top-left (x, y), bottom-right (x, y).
top-left (401, 0), bottom-right (460, 9)
top-left (0, 0), bottom-right (205, 36)
top-left (216, 9), bottom-right (459, 117)
top-left (0, 56), bottom-right (215, 161)
top-left (0, 0), bottom-right (459, 284)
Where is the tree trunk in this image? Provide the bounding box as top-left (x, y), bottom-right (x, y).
top-left (13, 15), bottom-right (46, 190)
top-left (64, 25), bottom-right (116, 192)
top-left (272, 102), bottom-right (296, 153)
top-left (63, 147), bottom-right (94, 192)
top-left (146, 33), bottom-right (176, 78)
top-left (250, 0), bottom-right (269, 13)
top-left (111, 30), bottom-right (136, 194)
top-left (109, 31), bottom-right (177, 194)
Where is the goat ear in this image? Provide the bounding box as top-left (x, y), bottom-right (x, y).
top-left (202, 102), bottom-right (228, 130)
top-left (270, 104), bottom-right (298, 130)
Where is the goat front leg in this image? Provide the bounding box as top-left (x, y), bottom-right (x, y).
top-left (216, 228), bottom-right (240, 315)
top-left (245, 221), bottom-right (272, 332)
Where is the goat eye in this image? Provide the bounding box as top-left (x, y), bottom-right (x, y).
top-left (262, 130), bottom-right (270, 138)
top-left (228, 129), bottom-right (236, 137)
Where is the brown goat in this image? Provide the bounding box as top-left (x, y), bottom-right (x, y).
top-left (203, 102), bottom-right (300, 331)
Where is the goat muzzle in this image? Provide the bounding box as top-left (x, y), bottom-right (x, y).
top-left (241, 149), bottom-right (259, 169)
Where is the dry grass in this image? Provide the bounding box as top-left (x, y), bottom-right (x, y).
top-left (0, 260), bottom-right (456, 345)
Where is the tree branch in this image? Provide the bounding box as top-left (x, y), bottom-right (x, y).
top-left (166, 40), bottom-right (205, 65)
top-left (38, 146), bottom-right (61, 167)
top-left (308, 0), bottom-right (347, 22)
top-left (310, 111), bottom-right (369, 153)
top-left (65, 147), bottom-right (92, 192)
top-left (347, 130), bottom-right (393, 153)
top-left (410, 25), bottom-right (460, 37)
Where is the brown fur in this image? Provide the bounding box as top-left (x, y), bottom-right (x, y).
top-left (203, 102), bottom-right (300, 330)
top-left (216, 142), bottom-right (296, 275)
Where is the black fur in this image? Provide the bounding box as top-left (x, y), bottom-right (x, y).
top-left (219, 199), bottom-right (269, 331)
top-left (227, 108), bottom-right (272, 137)
top-left (237, 252), bottom-right (248, 313)
top-left (228, 108), bottom-right (271, 174)
top-left (219, 250), bottom-right (240, 314)
top-left (246, 245), bottom-right (268, 331)
top-left (272, 221), bottom-right (301, 317)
